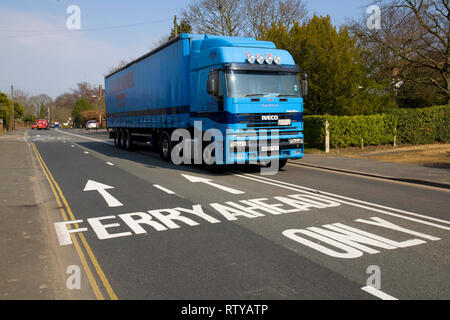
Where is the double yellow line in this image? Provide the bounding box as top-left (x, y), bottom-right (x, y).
top-left (31, 142), bottom-right (118, 300)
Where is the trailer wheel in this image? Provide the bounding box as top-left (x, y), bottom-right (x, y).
top-left (120, 129), bottom-right (128, 149)
top-left (159, 132), bottom-right (172, 162)
top-left (114, 130), bottom-right (122, 148)
top-left (123, 130), bottom-right (134, 151)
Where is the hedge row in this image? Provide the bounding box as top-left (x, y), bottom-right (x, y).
top-left (304, 105), bottom-right (450, 149)
top-left (384, 105), bottom-right (450, 144)
top-left (304, 114), bottom-right (397, 149)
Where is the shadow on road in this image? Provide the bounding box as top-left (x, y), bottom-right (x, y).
top-left (76, 140), bottom-right (282, 177)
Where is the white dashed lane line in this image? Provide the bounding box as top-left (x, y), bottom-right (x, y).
top-left (153, 184), bottom-right (177, 195)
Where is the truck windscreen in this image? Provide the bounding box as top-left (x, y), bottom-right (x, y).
top-left (225, 71), bottom-right (301, 98)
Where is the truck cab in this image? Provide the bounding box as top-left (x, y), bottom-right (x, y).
top-left (188, 34), bottom-right (306, 166)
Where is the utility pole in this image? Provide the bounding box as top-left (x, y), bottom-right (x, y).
top-left (98, 85), bottom-right (102, 128)
top-left (174, 15), bottom-right (178, 37)
top-left (10, 85), bottom-right (14, 131)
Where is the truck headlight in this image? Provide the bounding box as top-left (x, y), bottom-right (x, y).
top-left (265, 54), bottom-right (274, 64)
top-left (289, 138), bottom-right (303, 145)
top-left (256, 54), bottom-right (265, 64)
top-left (230, 141), bottom-right (247, 148)
top-left (274, 56), bottom-right (282, 65)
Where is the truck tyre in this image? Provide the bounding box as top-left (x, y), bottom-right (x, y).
top-left (114, 130), bottom-right (122, 148)
top-left (123, 130), bottom-right (134, 151)
top-left (262, 159), bottom-right (288, 170)
top-left (159, 132), bottom-right (172, 162)
top-left (120, 129), bottom-right (127, 149)
top-left (202, 144), bottom-right (223, 172)
top-left (279, 159), bottom-right (288, 169)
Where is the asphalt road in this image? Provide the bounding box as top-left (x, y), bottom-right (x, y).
top-left (26, 128), bottom-right (450, 300)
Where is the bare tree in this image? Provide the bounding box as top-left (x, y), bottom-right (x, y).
top-left (182, 0), bottom-right (247, 36)
top-left (182, 0), bottom-right (308, 38)
top-left (245, 0), bottom-right (308, 38)
top-left (12, 89), bottom-right (34, 116)
top-left (354, 0), bottom-right (449, 103)
top-left (29, 94), bottom-right (52, 118)
top-left (108, 59), bottom-right (134, 75)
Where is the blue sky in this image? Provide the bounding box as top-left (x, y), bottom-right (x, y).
top-left (0, 0), bottom-right (372, 98)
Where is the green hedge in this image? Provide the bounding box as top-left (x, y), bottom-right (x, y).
top-left (304, 105), bottom-right (450, 149)
top-left (304, 114), bottom-right (397, 149)
top-left (384, 105), bottom-right (450, 144)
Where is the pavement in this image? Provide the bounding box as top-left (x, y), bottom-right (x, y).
top-left (0, 130), bottom-right (61, 299)
top-left (0, 129), bottom-right (96, 300)
top-left (1, 128), bottom-right (449, 300)
top-left (291, 154), bottom-right (450, 189)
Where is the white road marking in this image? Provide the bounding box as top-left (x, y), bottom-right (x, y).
top-left (244, 173), bottom-right (450, 225)
top-left (153, 185), bottom-right (177, 195)
top-left (232, 172), bottom-right (450, 231)
top-left (55, 128), bottom-right (112, 145)
top-left (282, 218), bottom-right (439, 259)
top-left (54, 220), bottom-right (88, 246)
top-left (84, 151), bottom-right (89, 154)
top-left (182, 174), bottom-right (245, 195)
top-left (106, 162), bottom-right (114, 166)
top-left (83, 180), bottom-right (123, 208)
top-left (361, 286), bottom-right (398, 300)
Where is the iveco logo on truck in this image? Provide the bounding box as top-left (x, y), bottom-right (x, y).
top-left (262, 115), bottom-right (279, 121)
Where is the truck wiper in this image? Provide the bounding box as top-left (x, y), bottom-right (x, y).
top-left (245, 94), bottom-right (266, 97)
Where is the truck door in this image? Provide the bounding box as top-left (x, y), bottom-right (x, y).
top-left (199, 69), bottom-right (224, 113)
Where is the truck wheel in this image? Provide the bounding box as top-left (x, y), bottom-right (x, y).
top-left (120, 129), bottom-right (127, 149)
top-left (114, 130), bottom-right (122, 148)
top-left (262, 159), bottom-right (288, 170)
top-left (159, 132), bottom-right (172, 162)
top-left (123, 130), bottom-right (134, 151)
top-left (279, 159), bottom-right (288, 169)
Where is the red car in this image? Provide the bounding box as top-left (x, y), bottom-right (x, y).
top-left (37, 119), bottom-right (49, 130)
top-left (31, 123), bottom-right (38, 130)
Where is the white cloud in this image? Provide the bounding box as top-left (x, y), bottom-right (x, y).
top-left (0, 6), bottom-right (136, 98)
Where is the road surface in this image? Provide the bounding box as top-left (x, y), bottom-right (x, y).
top-left (25, 128), bottom-right (450, 300)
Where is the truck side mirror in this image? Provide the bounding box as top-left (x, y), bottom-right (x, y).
top-left (301, 72), bottom-right (308, 97)
top-left (207, 71), bottom-right (218, 97)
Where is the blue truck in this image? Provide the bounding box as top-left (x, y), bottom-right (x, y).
top-left (105, 33), bottom-right (307, 169)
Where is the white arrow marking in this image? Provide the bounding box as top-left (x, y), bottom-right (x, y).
top-left (83, 180), bottom-right (123, 207)
top-left (181, 174), bottom-right (245, 195)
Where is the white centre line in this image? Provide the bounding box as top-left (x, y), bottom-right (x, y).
top-left (361, 286), bottom-right (398, 300)
top-left (84, 151), bottom-right (89, 154)
top-left (153, 185), bottom-right (177, 195)
top-left (106, 162), bottom-right (114, 166)
top-left (55, 128), bottom-right (112, 145)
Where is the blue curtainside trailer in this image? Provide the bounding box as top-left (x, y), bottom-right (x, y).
top-left (105, 33), bottom-right (307, 169)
